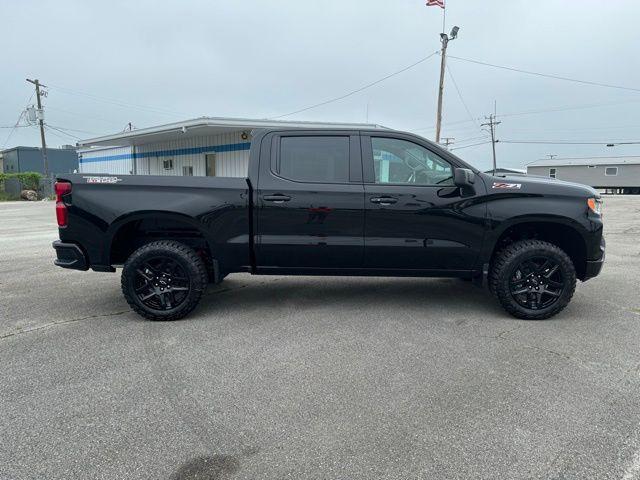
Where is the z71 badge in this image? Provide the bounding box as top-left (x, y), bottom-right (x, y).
top-left (492, 182), bottom-right (522, 189)
top-left (83, 176), bottom-right (123, 184)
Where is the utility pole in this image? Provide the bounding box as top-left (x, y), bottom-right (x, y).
top-left (441, 137), bottom-right (455, 149)
top-left (481, 113), bottom-right (501, 175)
top-left (434, 26), bottom-right (460, 144)
top-left (26, 78), bottom-right (48, 177)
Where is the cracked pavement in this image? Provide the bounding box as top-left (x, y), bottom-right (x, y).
top-left (1, 199), bottom-right (640, 479)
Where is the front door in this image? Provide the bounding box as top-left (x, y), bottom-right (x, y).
top-left (256, 132), bottom-right (364, 269)
top-left (205, 154), bottom-right (216, 177)
top-left (361, 134), bottom-right (486, 271)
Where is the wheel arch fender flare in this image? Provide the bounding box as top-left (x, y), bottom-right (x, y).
top-left (103, 210), bottom-right (216, 265)
top-left (479, 214), bottom-right (589, 266)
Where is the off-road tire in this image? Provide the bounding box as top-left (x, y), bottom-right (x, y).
top-left (490, 240), bottom-right (576, 320)
top-left (121, 240), bottom-right (208, 321)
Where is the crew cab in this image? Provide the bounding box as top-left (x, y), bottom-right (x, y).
top-left (53, 128), bottom-right (605, 320)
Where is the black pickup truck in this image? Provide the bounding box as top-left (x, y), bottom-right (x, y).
top-left (53, 128), bottom-right (604, 321)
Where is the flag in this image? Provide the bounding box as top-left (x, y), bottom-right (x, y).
top-left (426, 0), bottom-right (444, 8)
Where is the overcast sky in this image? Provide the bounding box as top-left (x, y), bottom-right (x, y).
top-left (2, 0), bottom-right (640, 170)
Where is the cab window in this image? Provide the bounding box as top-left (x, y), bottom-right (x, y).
top-left (278, 136), bottom-right (350, 183)
top-left (371, 137), bottom-right (454, 186)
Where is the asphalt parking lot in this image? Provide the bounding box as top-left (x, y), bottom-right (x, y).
top-left (1, 198), bottom-right (639, 480)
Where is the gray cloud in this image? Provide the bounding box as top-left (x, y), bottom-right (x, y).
top-left (2, 0), bottom-right (639, 170)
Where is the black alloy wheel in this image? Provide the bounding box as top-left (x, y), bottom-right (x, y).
top-left (122, 240), bottom-right (208, 321)
top-left (508, 256), bottom-right (565, 310)
top-left (490, 239), bottom-right (576, 320)
top-left (134, 257), bottom-right (191, 311)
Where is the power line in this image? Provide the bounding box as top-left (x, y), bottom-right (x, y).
top-left (499, 139), bottom-right (640, 145)
top-left (45, 105), bottom-right (125, 128)
top-left (44, 126), bottom-right (75, 143)
top-left (1, 93), bottom-right (34, 149)
top-left (270, 51), bottom-right (440, 119)
top-left (445, 63), bottom-right (482, 131)
top-left (1, 111), bottom-right (27, 149)
top-left (46, 84), bottom-right (189, 118)
top-left (410, 97), bottom-right (640, 133)
top-left (44, 123), bottom-right (82, 140)
top-left (46, 124), bottom-right (100, 135)
top-left (453, 135), bottom-right (489, 144)
top-left (410, 117), bottom-right (478, 132)
top-left (448, 55), bottom-right (640, 93)
top-left (496, 99), bottom-right (640, 119)
top-left (450, 140), bottom-right (491, 150)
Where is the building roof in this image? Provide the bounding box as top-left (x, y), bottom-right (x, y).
top-left (528, 156), bottom-right (640, 167)
top-left (77, 116), bottom-right (388, 148)
top-left (1, 145), bottom-right (76, 154)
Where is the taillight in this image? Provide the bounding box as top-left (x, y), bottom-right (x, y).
top-left (55, 181), bottom-right (72, 227)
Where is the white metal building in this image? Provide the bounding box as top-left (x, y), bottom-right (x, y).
top-left (527, 156), bottom-right (640, 194)
top-left (78, 117), bottom-right (386, 177)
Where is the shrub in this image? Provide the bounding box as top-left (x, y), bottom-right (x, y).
top-left (0, 191), bottom-right (19, 201)
top-left (11, 171), bottom-right (42, 191)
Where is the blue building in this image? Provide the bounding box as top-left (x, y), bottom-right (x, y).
top-left (1, 146), bottom-right (78, 176)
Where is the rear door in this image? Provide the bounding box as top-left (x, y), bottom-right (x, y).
top-left (255, 131), bottom-right (364, 269)
top-left (361, 133), bottom-right (486, 271)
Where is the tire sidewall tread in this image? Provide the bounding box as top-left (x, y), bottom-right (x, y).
top-left (121, 240), bottom-right (208, 321)
top-left (490, 239), bottom-right (576, 320)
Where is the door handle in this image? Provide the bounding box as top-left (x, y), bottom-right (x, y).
top-left (370, 196), bottom-right (397, 205)
top-left (263, 194), bottom-right (291, 203)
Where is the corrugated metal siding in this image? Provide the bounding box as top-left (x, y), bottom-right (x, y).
top-left (527, 164), bottom-right (640, 187)
top-left (135, 131), bottom-right (249, 177)
top-left (79, 146), bottom-right (133, 175)
top-left (2, 147), bottom-right (78, 175)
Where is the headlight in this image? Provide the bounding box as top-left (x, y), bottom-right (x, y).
top-left (587, 197), bottom-right (603, 215)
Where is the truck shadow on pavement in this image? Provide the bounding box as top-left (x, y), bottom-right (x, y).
top-left (170, 454), bottom-right (240, 480)
top-left (196, 276), bottom-right (503, 320)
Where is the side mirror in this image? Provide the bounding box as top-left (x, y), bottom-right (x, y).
top-left (454, 168), bottom-right (475, 187)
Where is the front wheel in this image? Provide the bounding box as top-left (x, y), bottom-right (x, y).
top-left (121, 240), bottom-right (208, 321)
top-left (490, 240), bottom-right (576, 320)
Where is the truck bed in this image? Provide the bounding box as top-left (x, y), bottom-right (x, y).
top-left (57, 173), bottom-right (251, 272)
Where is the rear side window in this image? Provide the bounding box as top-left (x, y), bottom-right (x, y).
top-left (278, 136), bottom-right (349, 183)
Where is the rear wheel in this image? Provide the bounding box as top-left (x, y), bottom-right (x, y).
top-left (490, 240), bottom-right (576, 320)
top-left (121, 240), bottom-right (208, 321)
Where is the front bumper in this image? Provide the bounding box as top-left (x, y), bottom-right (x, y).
top-left (584, 236), bottom-right (605, 281)
top-left (52, 240), bottom-right (89, 271)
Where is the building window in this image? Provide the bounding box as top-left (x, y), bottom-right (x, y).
top-left (549, 168), bottom-right (557, 179)
top-left (605, 167), bottom-right (618, 176)
top-left (182, 166), bottom-right (193, 176)
top-left (163, 159), bottom-right (174, 170)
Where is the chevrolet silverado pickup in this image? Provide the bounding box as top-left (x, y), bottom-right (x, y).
top-left (53, 128), bottom-right (605, 320)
